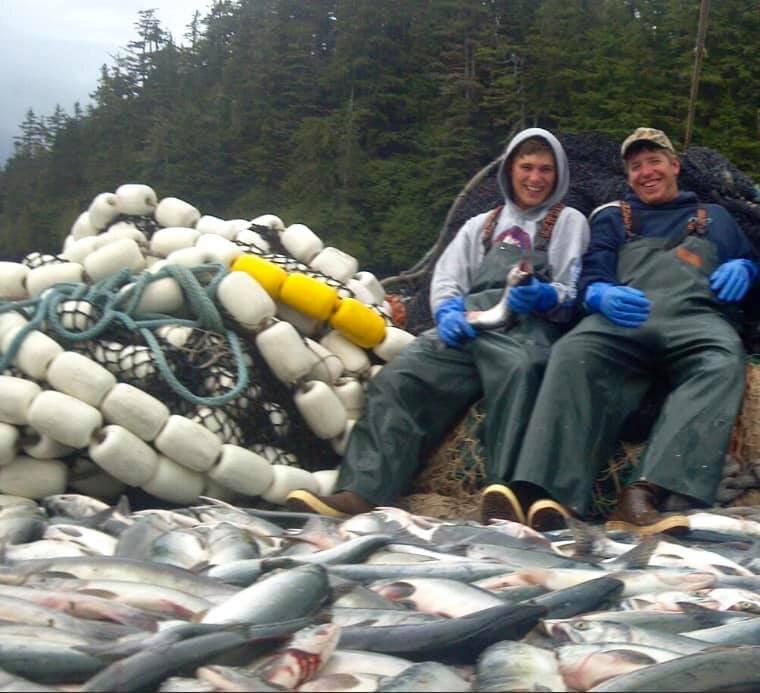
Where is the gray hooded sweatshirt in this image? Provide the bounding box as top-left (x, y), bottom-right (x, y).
top-left (429, 128), bottom-right (590, 317)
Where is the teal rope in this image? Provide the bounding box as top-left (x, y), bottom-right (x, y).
top-left (0, 262), bottom-right (249, 406)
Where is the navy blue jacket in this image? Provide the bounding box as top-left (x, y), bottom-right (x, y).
top-left (580, 191), bottom-right (758, 300)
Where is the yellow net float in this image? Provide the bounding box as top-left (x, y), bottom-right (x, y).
top-left (279, 273), bottom-right (340, 322)
top-left (231, 254), bottom-right (288, 298)
top-left (329, 297), bottom-right (387, 349)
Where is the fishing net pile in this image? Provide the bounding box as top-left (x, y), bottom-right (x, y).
top-left (0, 186), bottom-right (415, 508)
top-left (392, 133), bottom-right (760, 519)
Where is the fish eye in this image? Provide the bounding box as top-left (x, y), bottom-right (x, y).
top-left (573, 621), bottom-right (589, 630)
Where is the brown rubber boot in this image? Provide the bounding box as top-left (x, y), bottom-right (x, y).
top-left (285, 490), bottom-right (374, 518)
top-left (606, 482), bottom-right (689, 535)
top-left (609, 482), bottom-right (665, 526)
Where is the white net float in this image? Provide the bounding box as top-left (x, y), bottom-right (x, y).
top-left (332, 377), bottom-right (366, 419)
top-left (0, 263), bottom-right (29, 301)
top-left (260, 464), bottom-right (319, 505)
top-left (126, 277), bottom-right (184, 317)
top-left (274, 300), bottom-right (323, 337)
top-left (70, 211), bottom-right (97, 240)
top-left (0, 457), bottom-right (68, 499)
top-left (96, 223), bottom-right (148, 248)
top-left (140, 454), bottom-right (204, 505)
top-left (1, 325), bottom-right (63, 381)
top-left (216, 271), bottom-right (276, 332)
top-left (304, 338), bottom-right (343, 385)
top-left (281, 223), bottom-right (324, 264)
top-left (150, 227), bottom-right (201, 257)
top-left (255, 321), bottom-right (319, 384)
top-left (250, 214), bottom-right (285, 233)
top-left (373, 326), bottom-right (416, 363)
top-left (155, 324), bottom-right (193, 349)
top-left (67, 456), bottom-right (126, 499)
top-left (117, 345), bottom-right (156, 380)
top-left (153, 414), bottom-right (222, 473)
top-left (145, 257), bottom-right (166, 271)
top-left (294, 380), bottom-right (348, 440)
top-left (350, 271), bottom-right (386, 306)
top-left (155, 197), bottom-right (201, 229)
top-left (235, 228), bottom-right (270, 252)
top-left (313, 468), bottom-right (339, 496)
top-left (189, 407), bottom-right (242, 446)
top-left (27, 390), bottom-right (102, 449)
top-left (203, 477), bottom-right (244, 503)
top-left (319, 330), bottom-right (371, 375)
top-left (87, 192), bottom-right (120, 230)
top-left (331, 419), bottom-right (356, 456)
top-left (207, 444), bottom-right (274, 497)
top-left (0, 423), bottom-right (19, 466)
top-left (195, 233), bottom-right (242, 266)
top-left (226, 219), bottom-right (252, 234)
top-left (165, 246), bottom-right (213, 268)
top-left (61, 236), bottom-right (99, 265)
top-left (54, 300), bottom-right (97, 333)
top-left (250, 444), bottom-right (298, 466)
top-left (309, 246), bottom-right (359, 283)
top-left (0, 312), bottom-right (29, 343)
top-left (99, 383), bottom-right (169, 442)
top-left (0, 376), bottom-right (41, 426)
top-left (21, 427), bottom-right (76, 460)
top-left (26, 262), bottom-right (84, 298)
top-left (90, 340), bottom-right (124, 373)
top-left (115, 183), bottom-right (158, 216)
top-left (344, 277), bottom-right (377, 305)
top-left (46, 351), bottom-right (116, 408)
top-left (195, 215), bottom-right (236, 240)
top-left (89, 424), bottom-right (159, 487)
top-left (83, 238), bottom-right (146, 282)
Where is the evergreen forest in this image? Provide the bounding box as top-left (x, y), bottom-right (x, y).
top-left (0, 0), bottom-right (757, 276)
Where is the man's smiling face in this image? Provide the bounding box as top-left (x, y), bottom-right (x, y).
top-left (510, 152), bottom-right (556, 210)
top-left (626, 147), bottom-right (680, 205)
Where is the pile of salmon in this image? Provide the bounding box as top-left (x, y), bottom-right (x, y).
top-left (2, 493), bottom-right (760, 692)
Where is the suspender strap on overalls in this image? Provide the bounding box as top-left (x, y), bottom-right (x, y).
top-left (619, 200), bottom-right (709, 246)
top-left (480, 202), bottom-right (566, 253)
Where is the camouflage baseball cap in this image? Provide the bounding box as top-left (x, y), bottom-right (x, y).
top-left (620, 127), bottom-right (676, 159)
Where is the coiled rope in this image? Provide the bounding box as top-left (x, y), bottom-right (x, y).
top-left (0, 263), bottom-right (250, 407)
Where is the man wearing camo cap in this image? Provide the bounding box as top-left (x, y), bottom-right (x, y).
top-left (486, 126), bottom-right (759, 534)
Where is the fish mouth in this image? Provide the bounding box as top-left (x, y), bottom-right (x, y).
top-left (548, 623), bottom-right (572, 643)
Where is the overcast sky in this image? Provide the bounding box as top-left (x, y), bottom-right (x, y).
top-left (0, 1), bottom-right (212, 165)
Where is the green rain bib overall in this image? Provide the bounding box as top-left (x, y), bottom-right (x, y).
top-left (336, 214), bottom-right (566, 505)
top-left (512, 212), bottom-right (746, 516)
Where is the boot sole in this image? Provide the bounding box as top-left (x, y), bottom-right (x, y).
top-left (480, 484), bottom-right (526, 525)
top-left (285, 489), bottom-right (350, 518)
top-left (605, 514), bottom-right (690, 536)
top-left (527, 499), bottom-right (572, 532)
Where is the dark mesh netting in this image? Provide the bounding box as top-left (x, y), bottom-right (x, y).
top-left (22, 252), bottom-right (67, 269)
top-left (68, 323), bottom-right (342, 473)
top-left (385, 132), bottom-right (760, 337)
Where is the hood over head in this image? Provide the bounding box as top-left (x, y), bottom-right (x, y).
top-left (497, 127), bottom-right (569, 215)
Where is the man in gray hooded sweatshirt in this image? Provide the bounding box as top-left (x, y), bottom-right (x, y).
top-left (286, 128), bottom-right (589, 519)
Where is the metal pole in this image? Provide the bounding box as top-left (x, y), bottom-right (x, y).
top-left (684, 0), bottom-right (711, 149)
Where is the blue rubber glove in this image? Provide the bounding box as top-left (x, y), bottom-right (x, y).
top-left (710, 259), bottom-right (757, 302)
top-left (435, 296), bottom-right (477, 347)
top-left (507, 278), bottom-right (559, 314)
top-left (585, 282), bottom-right (651, 328)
